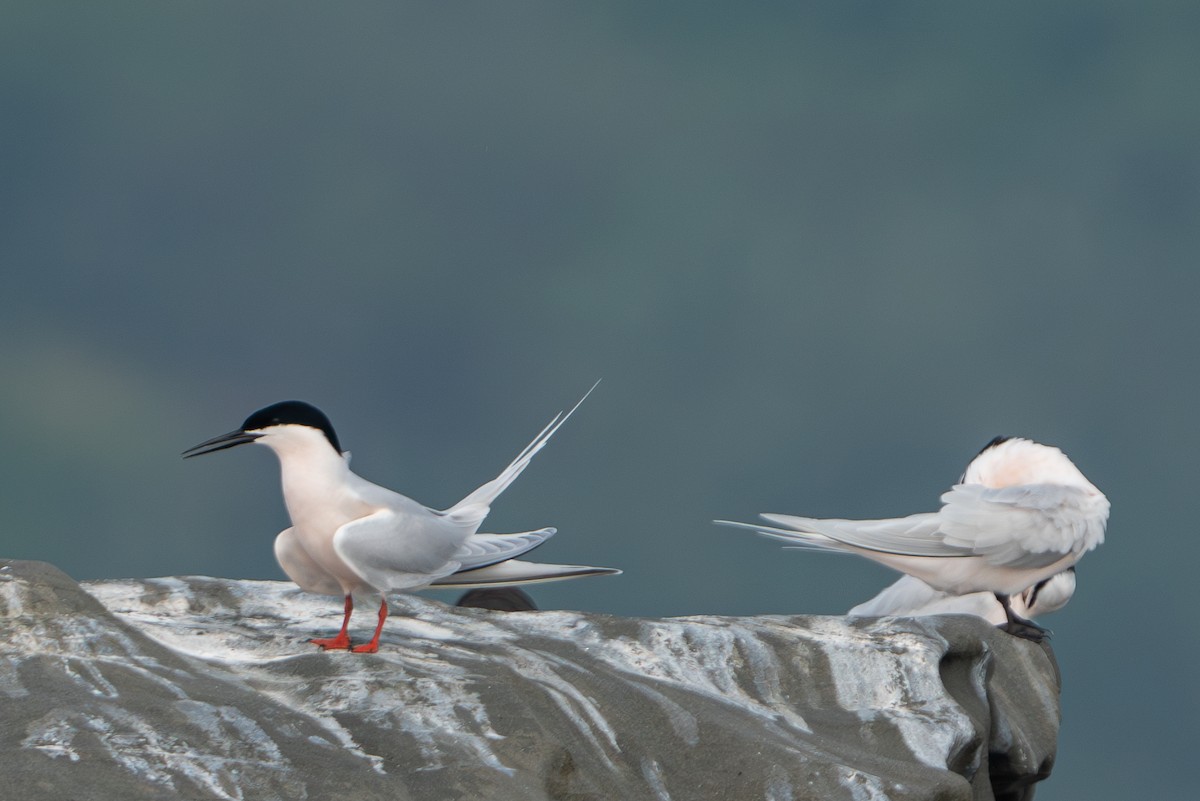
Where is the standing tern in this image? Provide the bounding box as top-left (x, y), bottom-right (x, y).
top-left (848, 568), bottom-right (1077, 626)
top-left (717, 437), bottom-right (1107, 641)
top-left (183, 384), bottom-right (618, 653)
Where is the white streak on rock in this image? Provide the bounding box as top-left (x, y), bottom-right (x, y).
top-left (625, 681), bottom-right (700, 747)
top-left (549, 617), bottom-right (811, 734)
top-left (766, 764), bottom-right (795, 801)
top-left (0, 574), bottom-right (26, 615)
top-left (837, 768), bottom-right (893, 801)
top-left (820, 623), bottom-right (974, 770)
top-left (62, 656), bottom-right (121, 699)
top-left (22, 714), bottom-right (81, 762)
top-left (641, 757), bottom-right (672, 801)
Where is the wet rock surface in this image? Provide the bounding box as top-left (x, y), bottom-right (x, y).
top-left (0, 559), bottom-right (1059, 800)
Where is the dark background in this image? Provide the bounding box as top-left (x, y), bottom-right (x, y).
top-left (3, 4), bottom-right (1195, 798)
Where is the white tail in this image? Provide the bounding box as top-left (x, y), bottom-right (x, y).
top-left (442, 381), bottom-right (600, 531)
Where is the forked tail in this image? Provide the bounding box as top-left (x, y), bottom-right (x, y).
top-left (442, 381), bottom-right (600, 531)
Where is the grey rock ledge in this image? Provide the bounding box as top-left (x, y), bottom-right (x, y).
top-left (0, 559), bottom-right (1058, 800)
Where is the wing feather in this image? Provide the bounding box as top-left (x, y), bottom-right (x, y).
top-left (938, 483), bottom-right (1108, 566)
top-left (714, 518), bottom-right (845, 552)
top-left (430, 559), bottom-right (621, 588)
top-left (452, 528), bottom-right (557, 572)
top-left (755, 512), bottom-right (965, 557)
top-left (332, 509), bottom-right (466, 592)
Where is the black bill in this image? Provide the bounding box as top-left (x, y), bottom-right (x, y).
top-left (182, 429), bottom-right (262, 458)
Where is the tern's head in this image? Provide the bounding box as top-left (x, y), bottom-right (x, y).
top-left (1020, 567), bottom-right (1077, 619)
top-left (182, 400), bottom-right (343, 459)
top-left (962, 436), bottom-right (1099, 492)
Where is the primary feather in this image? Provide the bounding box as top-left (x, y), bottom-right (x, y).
top-left (452, 528), bottom-right (558, 572)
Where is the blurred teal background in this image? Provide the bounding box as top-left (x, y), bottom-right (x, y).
top-left (2, 4), bottom-right (1195, 798)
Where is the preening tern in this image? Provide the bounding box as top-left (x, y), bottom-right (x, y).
top-left (718, 437), bottom-right (1107, 640)
top-left (848, 568), bottom-right (1076, 626)
top-left (183, 385), bottom-right (618, 653)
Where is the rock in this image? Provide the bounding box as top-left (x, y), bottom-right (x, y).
top-left (0, 559), bottom-right (1059, 800)
top-left (455, 586), bottom-right (539, 611)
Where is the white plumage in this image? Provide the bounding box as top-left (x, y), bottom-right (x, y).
top-left (848, 569), bottom-right (1077, 625)
top-left (718, 437), bottom-right (1107, 639)
top-left (185, 384), bottom-right (618, 652)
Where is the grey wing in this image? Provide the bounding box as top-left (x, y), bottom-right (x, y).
top-left (453, 528), bottom-right (557, 572)
top-left (332, 508), bottom-right (467, 592)
top-left (938, 483), bottom-right (1108, 567)
top-left (430, 559), bottom-right (621, 588)
top-left (755, 512), bottom-right (964, 557)
top-left (273, 527), bottom-right (343, 596)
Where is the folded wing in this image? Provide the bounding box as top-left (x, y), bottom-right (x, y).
top-left (719, 512), bottom-right (956, 556)
top-left (333, 508), bottom-right (465, 592)
top-left (453, 528), bottom-right (558, 572)
top-left (721, 480), bottom-right (1106, 570)
top-left (430, 559), bottom-right (621, 588)
top-left (937, 483), bottom-right (1107, 567)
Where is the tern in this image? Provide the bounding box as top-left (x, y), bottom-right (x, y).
top-left (183, 384), bottom-right (618, 653)
top-left (848, 568), bottom-right (1076, 626)
top-left (717, 437), bottom-right (1107, 641)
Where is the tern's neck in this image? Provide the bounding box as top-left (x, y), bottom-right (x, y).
top-left (264, 433), bottom-right (354, 508)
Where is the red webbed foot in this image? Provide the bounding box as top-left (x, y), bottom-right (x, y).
top-left (309, 634), bottom-right (352, 650)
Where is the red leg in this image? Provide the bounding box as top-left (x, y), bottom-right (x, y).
top-left (351, 599), bottom-right (388, 653)
top-left (310, 595), bottom-right (353, 650)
